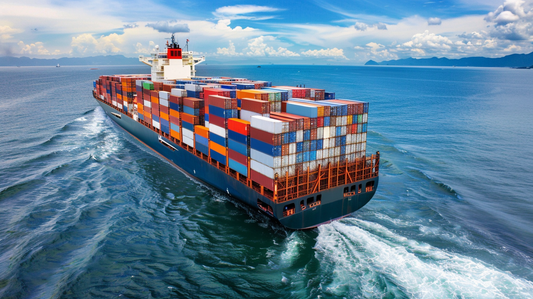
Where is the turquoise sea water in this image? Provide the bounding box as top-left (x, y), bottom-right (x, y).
top-left (0, 64), bottom-right (532, 298)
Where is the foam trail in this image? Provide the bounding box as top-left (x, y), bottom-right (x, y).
top-left (315, 218), bottom-right (533, 298)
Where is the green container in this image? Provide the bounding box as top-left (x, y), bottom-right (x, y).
top-left (143, 82), bottom-right (154, 90)
top-left (357, 114), bottom-right (363, 124)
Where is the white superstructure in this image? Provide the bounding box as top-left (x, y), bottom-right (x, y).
top-left (138, 35), bottom-right (205, 82)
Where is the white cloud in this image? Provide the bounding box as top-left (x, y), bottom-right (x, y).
top-left (484, 0), bottom-right (533, 40)
top-left (145, 21), bottom-right (190, 33)
top-left (301, 48), bottom-right (347, 59)
top-left (399, 30), bottom-right (453, 52)
top-left (245, 36), bottom-right (300, 57)
top-left (376, 23), bottom-right (388, 30)
top-left (354, 22), bottom-right (368, 31)
top-left (428, 17), bottom-right (442, 25)
top-left (217, 40), bottom-right (241, 56)
top-left (0, 25), bottom-right (22, 40)
top-left (214, 5), bottom-right (280, 20)
top-left (18, 41), bottom-right (60, 55)
top-left (70, 33), bottom-right (123, 55)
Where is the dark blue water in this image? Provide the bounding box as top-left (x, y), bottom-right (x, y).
top-left (1, 64), bottom-right (532, 298)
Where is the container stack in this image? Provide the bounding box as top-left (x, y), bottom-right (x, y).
top-left (207, 95), bottom-right (238, 165)
top-left (227, 118), bottom-right (250, 176)
top-left (93, 74), bottom-right (370, 194)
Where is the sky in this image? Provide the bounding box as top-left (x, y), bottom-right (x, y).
top-left (1, 0), bottom-right (532, 64)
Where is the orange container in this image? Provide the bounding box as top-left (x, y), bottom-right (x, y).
top-left (160, 111), bottom-right (169, 121)
top-left (194, 125), bottom-right (209, 138)
top-left (227, 118), bottom-right (250, 136)
top-left (144, 111), bottom-right (151, 119)
top-left (171, 129), bottom-right (180, 140)
top-left (170, 109), bottom-right (180, 118)
top-left (209, 141), bottom-right (226, 156)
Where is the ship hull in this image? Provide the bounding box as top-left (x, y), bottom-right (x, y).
top-left (96, 100), bottom-right (378, 230)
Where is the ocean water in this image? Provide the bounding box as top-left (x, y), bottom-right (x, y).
top-left (0, 64), bottom-right (532, 298)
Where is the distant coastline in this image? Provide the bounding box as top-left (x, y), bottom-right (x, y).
top-left (365, 52), bottom-right (533, 68)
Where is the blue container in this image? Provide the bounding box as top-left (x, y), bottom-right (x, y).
top-left (335, 137), bottom-right (341, 147)
top-left (303, 151), bottom-right (309, 162)
top-left (282, 133), bottom-right (290, 145)
top-left (183, 106), bottom-right (199, 116)
top-left (170, 122), bottom-right (180, 133)
top-left (187, 90), bottom-right (200, 98)
top-left (341, 145), bottom-right (346, 155)
top-left (251, 138), bottom-right (275, 156)
top-left (195, 142), bottom-right (209, 155)
top-left (303, 130), bottom-right (310, 141)
top-left (363, 123), bottom-right (367, 132)
top-left (229, 158), bottom-right (248, 176)
top-left (324, 116), bottom-right (330, 127)
top-left (210, 132), bottom-right (227, 147)
top-left (230, 91), bottom-right (236, 98)
top-left (152, 115), bottom-right (160, 123)
top-left (237, 99), bottom-right (242, 108)
top-left (210, 149), bottom-right (226, 165)
top-left (325, 92), bottom-right (335, 99)
top-left (274, 145), bottom-right (282, 156)
top-left (336, 126), bottom-right (342, 136)
top-left (195, 135), bottom-right (209, 147)
top-left (138, 113), bottom-right (144, 121)
top-left (161, 118), bottom-right (169, 127)
top-left (317, 139), bottom-right (323, 150)
top-left (289, 132), bottom-right (296, 143)
top-left (228, 130), bottom-right (248, 145)
top-left (310, 150), bottom-right (317, 161)
top-left (357, 124), bottom-right (362, 133)
top-left (296, 142), bottom-right (303, 153)
top-left (340, 136), bottom-right (346, 146)
top-left (182, 120), bottom-right (194, 132)
top-left (340, 155), bottom-right (346, 162)
top-left (228, 139), bottom-right (249, 156)
top-left (364, 103), bottom-right (369, 114)
top-left (221, 85), bottom-right (237, 90)
top-left (161, 125), bottom-right (170, 134)
top-left (296, 153), bottom-right (303, 163)
top-left (286, 102), bottom-right (318, 118)
top-left (232, 109), bottom-right (239, 118)
top-left (303, 141), bottom-right (310, 152)
top-left (310, 140), bottom-right (317, 151)
top-left (209, 105), bottom-right (228, 119)
top-left (124, 106), bottom-right (128, 113)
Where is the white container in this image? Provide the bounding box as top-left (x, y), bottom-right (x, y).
top-left (346, 134), bottom-right (352, 144)
top-left (209, 123), bottom-right (227, 137)
top-left (281, 155), bottom-right (288, 166)
top-left (330, 126), bottom-right (336, 138)
top-left (250, 116), bottom-right (285, 134)
top-left (329, 138), bottom-right (335, 149)
top-left (152, 120), bottom-right (160, 129)
top-left (335, 147), bottom-right (341, 157)
top-left (363, 113), bottom-right (368, 123)
top-left (160, 99), bottom-right (169, 107)
top-left (289, 143), bottom-right (296, 154)
top-left (185, 84), bottom-right (202, 92)
top-left (362, 132), bottom-right (367, 143)
top-left (323, 126), bottom-right (330, 139)
top-left (310, 161), bottom-right (317, 172)
top-left (183, 135), bottom-right (194, 147)
top-left (205, 121), bottom-right (210, 127)
top-left (159, 91), bottom-right (170, 100)
top-left (323, 139), bottom-right (330, 149)
top-left (240, 110), bottom-right (262, 123)
top-left (250, 160), bottom-right (275, 179)
top-left (317, 127), bottom-right (324, 139)
top-left (341, 126), bottom-right (347, 136)
top-left (171, 88), bottom-right (187, 97)
top-left (288, 165), bottom-right (296, 176)
top-left (144, 100), bottom-right (152, 108)
top-left (182, 128), bottom-right (194, 140)
top-left (251, 149), bottom-right (277, 168)
top-left (288, 154), bottom-right (296, 165)
top-left (296, 130), bottom-right (303, 142)
top-left (281, 167), bottom-right (288, 178)
top-left (317, 150), bottom-right (322, 160)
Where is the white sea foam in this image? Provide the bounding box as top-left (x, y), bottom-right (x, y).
top-left (315, 218), bottom-right (533, 298)
top-left (280, 232), bottom-right (303, 268)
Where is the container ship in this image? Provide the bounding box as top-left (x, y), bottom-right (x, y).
top-left (91, 35), bottom-right (379, 229)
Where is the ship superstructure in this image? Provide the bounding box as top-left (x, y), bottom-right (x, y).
top-left (92, 37), bottom-right (379, 229)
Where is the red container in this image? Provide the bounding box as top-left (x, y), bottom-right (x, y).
top-left (241, 98), bottom-right (269, 114)
top-left (209, 114), bottom-right (227, 128)
top-left (160, 105), bottom-right (169, 115)
top-left (204, 88), bottom-right (231, 99)
top-left (183, 97), bottom-right (203, 108)
top-left (169, 95), bottom-right (181, 104)
top-left (228, 118), bottom-right (250, 136)
top-left (170, 115), bottom-right (180, 126)
top-left (282, 144), bottom-right (289, 156)
top-left (250, 127), bottom-right (281, 146)
top-left (228, 148), bottom-right (247, 166)
top-left (310, 128), bottom-right (317, 140)
top-left (317, 117), bottom-right (324, 127)
top-left (208, 95), bottom-right (233, 109)
top-left (251, 169), bottom-right (274, 191)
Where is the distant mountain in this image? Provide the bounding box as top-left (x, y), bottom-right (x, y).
top-left (0, 55), bottom-right (140, 66)
top-left (365, 52), bottom-right (533, 68)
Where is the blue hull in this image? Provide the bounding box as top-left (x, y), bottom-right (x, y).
top-left (96, 99), bottom-right (379, 229)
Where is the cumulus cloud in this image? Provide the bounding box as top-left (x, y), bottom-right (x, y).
top-left (365, 42), bottom-right (398, 60)
top-left (301, 48), bottom-right (347, 59)
top-left (245, 36), bottom-right (299, 56)
top-left (0, 25), bottom-right (22, 41)
top-left (214, 5), bottom-right (280, 20)
top-left (18, 41), bottom-right (60, 55)
top-left (484, 0), bottom-right (533, 40)
top-left (124, 24), bottom-right (138, 29)
top-left (376, 23), bottom-right (388, 30)
top-left (428, 17), bottom-right (442, 25)
top-left (217, 40), bottom-right (241, 56)
top-left (135, 41), bottom-right (155, 54)
top-left (145, 21), bottom-right (190, 33)
top-left (400, 30), bottom-right (453, 52)
top-left (70, 33), bottom-right (123, 55)
top-left (354, 22), bottom-right (368, 31)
